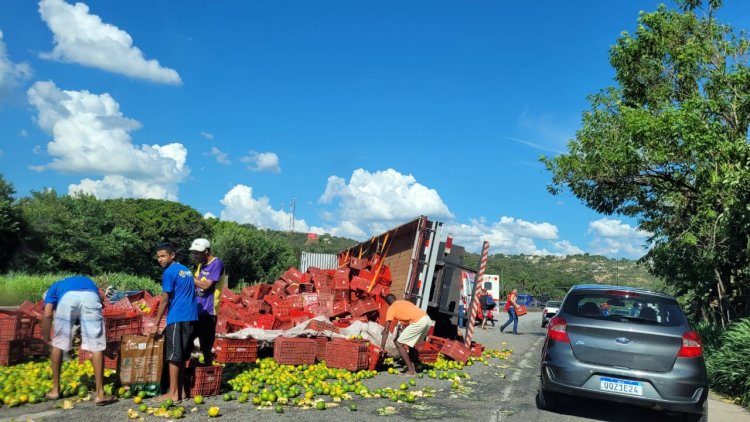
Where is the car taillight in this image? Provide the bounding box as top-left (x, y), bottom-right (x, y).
top-left (547, 316), bottom-right (569, 343)
top-left (677, 331), bottom-right (702, 358)
top-left (543, 308), bottom-right (548, 314)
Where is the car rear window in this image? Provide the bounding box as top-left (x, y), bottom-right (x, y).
top-left (546, 301), bottom-right (561, 308)
top-left (562, 292), bottom-right (687, 327)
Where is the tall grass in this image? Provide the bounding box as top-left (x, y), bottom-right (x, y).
top-left (0, 272), bottom-right (160, 306)
top-left (706, 318), bottom-right (750, 408)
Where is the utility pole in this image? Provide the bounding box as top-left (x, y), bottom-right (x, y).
top-left (289, 198), bottom-right (296, 233)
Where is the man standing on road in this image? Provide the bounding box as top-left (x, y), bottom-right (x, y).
top-left (380, 294), bottom-right (432, 376)
top-left (41, 275), bottom-right (117, 406)
top-left (151, 242), bottom-right (197, 403)
top-left (500, 288), bottom-right (520, 335)
top-left (188, 238), bottom-right (224, 364)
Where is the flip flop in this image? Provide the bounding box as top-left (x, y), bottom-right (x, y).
top-left (152, 395), bottom-right (181, 404)
top-left (95, 396), bottom-right (118, 406)
top-left (45, 393), bottom-right (61, 401)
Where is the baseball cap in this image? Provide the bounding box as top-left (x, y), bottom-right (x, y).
top-left (189, 238), bottom-right (210, 252)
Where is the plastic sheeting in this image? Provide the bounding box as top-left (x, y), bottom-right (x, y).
top-left (221, 316), bottom-right (400, 356)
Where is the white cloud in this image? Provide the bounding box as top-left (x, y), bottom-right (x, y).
top-left (552, 240), bottom-right (585, 256)
top-left (200, 131), bottom-right (214, 140)
top-left (27, 80), bottom-right (189, 199)
top-left (69, 175), bottom-right (176, 200)
top-left (38, 0), bottom-right (181, 85)
top-left (240, 151), bottom-right (281, 173)
top-left (218, 184), bottom-right (319, 232)
top-left (19, 129), bottom-right (28, 137)
top-left (445, 217), bottom-right (563, 255)
top-left (0, 30), bottom-right (32, 99)
top-left (33, 145), bottom-right (42, 154)
top-left (205, 147), bottom-right (230, 165)
top-left (318, 168), bottom-right (453, 237)
top-left (203, 212), bottom-right (217, 219)
top-left (587, 218), bottom-right (651, 258)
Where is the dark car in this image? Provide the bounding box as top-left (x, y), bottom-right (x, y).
top-left (537, 285), bottom-right (708, 421)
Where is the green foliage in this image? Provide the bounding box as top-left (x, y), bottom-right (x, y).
top-left (0, 174), bottom-right (22, 272)
top-left (463, 253), bottom-right (663, 300)
top-left (103, 198), bottom-right (211, 278)
top-left (542, 4), bottom-right (750, 323)
top-left (208, 220), bottom-right (297, 287)
top-left (0, 272), bottom-right (158, 306)
top-left (706, 318), bottom-right (750, 407)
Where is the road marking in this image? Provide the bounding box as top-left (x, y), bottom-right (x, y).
top-left (491, 331), bottom-right (546, 421)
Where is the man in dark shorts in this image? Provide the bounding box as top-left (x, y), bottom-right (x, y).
top-left (188, 238), bottom-right (224, 364)
top-left (151, 242), bottom-right (197, 403)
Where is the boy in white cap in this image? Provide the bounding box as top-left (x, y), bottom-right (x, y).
top-left (188, 238), bottom-right (224, 364)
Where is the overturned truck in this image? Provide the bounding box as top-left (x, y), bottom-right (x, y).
top-left (337, 216), bottom-right (479, 339)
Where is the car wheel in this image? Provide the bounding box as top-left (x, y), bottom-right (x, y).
top-left (681, 401), bottom-right (707, 422)
top-left (536, 379), bottom-right (559, 411)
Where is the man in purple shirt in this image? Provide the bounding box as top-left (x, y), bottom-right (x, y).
top-left (188, 238), bottom-right (224, 364)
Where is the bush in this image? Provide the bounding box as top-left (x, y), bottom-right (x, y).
top-left (0, 272), bottom-right (160, 305)
top-left (706, 318), bottom-right (750, 408)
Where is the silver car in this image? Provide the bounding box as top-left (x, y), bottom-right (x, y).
top-left (537, 285), bottom-right (708, 421)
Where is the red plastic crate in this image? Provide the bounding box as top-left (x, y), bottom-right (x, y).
top-left (440, 340), bottom-right (470, 363)
top-left (273, 318), bottom-right (293, 330)
top-left (273, 337), bottom-right (316, 365)
top-left (306, 319), bottom-right (337, 333)
top-left (0, 340), bottom-right (24, 366)
top-left (141, 315), bottom-right (166, 335)
top-left (105, 314), bottom-right (142, 341)
top-left (187, 362), bottom-right (223, 397)
top-left (281, 268), bottom-right (303, 284)
top-left (214, 337), bottom-right (258, 363)
top-left (331, 276), bottom-right (350, 290)
top-left (368, 343), bottom-right (383, 371)
top-left (349, 257), bottom-right (366, 270)
top-left (241, 299), bottom-right (264, 313)
top-left (252, 314), bottom-right (275, 330)
top-left (0, 311), bottom-right (35, 341)
top-left (350, 296), bottom-right (379, 317)
top-left (18, 301), bottom-right (43, 320)
top-left (426, 335), bottom-right (448, 349)
top-left (221, 287), bottom-right (242, 304)
top-left (327, 299), bottom-right (350, 318)
top-left (325, 338), bottom-right (370, 371)
top-left (79, 341), bottom-right (120, 369)
top-left (470, 341), bottom-right (485, 357)
top-left (313, 336), bottom-right (328, 361)
top-left (270, 280), bottom-right (289, 296)
top-left (349, 276), bottom-right (370, 292)
top-left (415, 341), bottom-right (440, 363)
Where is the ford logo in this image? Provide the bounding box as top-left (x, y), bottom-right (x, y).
top-left (614, 337), bottom-right (632, 345)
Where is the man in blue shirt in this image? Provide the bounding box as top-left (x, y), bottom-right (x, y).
top-left (151, 242), bottom-right (197, 403)
top-left (41, 276), bottom-right (116, 405)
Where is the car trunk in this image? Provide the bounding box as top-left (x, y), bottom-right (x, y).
top-left (567, 321), bottom-right (682, 372)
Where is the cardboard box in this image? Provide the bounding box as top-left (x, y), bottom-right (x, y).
top-left (119, 335), bottom-right (164, 385)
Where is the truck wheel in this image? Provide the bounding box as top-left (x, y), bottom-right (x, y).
top-left (536, 379), bottom-right (559, 411)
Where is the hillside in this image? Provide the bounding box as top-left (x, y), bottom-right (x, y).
top-left (463, 253), bottom-right (665, 299)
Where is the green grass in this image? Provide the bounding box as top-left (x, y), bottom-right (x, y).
top-left (0, 272), bottom-right (161, 306)
top-left (706, 318), bottom-right (750, 409)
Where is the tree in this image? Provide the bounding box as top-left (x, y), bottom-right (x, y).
top-left (542, 3), bottom-right (750, 324)
top-left (208, 220), bottom-right (297, 287)
top-left (16, 190), bottom-right (141, 274)
top-left (0, 175), bottom-right (22, 271)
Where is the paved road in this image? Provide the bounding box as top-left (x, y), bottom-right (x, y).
top-left (1, 312), bottom-right (749, 421)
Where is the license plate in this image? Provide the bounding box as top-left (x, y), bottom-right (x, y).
top-left (600, 377), bottom-right (643, 396)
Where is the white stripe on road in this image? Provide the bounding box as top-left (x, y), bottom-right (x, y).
top-left (492, 337), bottom-right (545, 421)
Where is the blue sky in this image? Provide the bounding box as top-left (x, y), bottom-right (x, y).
top-left (1, 1), bottom-right (748, 259)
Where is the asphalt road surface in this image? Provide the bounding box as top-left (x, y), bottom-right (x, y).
top-left (1, 312), bottom-right (749, 422)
